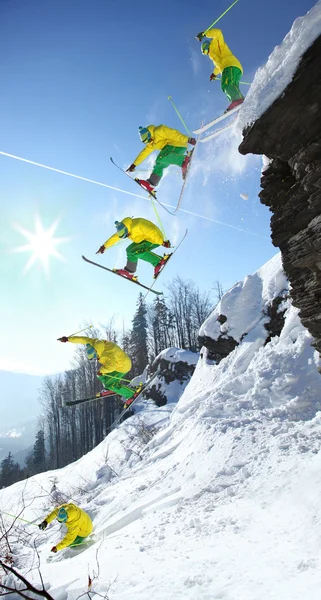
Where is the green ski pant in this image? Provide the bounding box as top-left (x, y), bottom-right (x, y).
top-left (98, 371), bottom-right (134, 400)
top-left (70, 535), bottom-right (87, 548)
top-left (152, 145), bottom-right (186, 178)
top-left (221, 67), bottom-right (244, 102)
top-left (126, 241), bottom-right (161, 270)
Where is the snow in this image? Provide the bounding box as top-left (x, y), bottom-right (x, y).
top-left (237, 0), bottom-right (321, 129)
top-left (200, 253), bottom-right (287, 343)
top-left (1, 255), bottom-right (321, 599)
top-left (155, 347), bottom-right (199, 366)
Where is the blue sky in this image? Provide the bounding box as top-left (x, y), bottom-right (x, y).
top-left (0, 0), bottom-right (315, 375)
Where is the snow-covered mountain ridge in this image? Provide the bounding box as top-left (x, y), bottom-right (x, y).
top-left (1, 253), bottom-right (321, 599)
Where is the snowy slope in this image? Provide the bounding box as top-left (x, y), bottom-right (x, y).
top-left (237, 0), bottom-right (321, 129)
top-left (1, 254), bottom-right (321, 599)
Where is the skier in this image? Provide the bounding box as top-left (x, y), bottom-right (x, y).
top-left (38, 503), bottom-right (93, 553)
top-left (126, 125), bottom-right (196, 194)
top-left (58, 334), bottom-right (141, 403)
top-left (96, 217), bottom-right (172, 280)
top-left (196, 28), bottom-right (244, 111)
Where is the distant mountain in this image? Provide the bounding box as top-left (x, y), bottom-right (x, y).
top-left (0, 370), bottom-right (44, 428)
top-left (0, 419), bottom-right (38, 465)
top-left (0, 370), bottom-right (44, 465)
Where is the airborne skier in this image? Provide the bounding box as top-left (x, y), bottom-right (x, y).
top-left (58, 334), bottom-right (140, 404)
top-left (96, 217), bottom-right (172, 280)
top-left (38, 504), bottom-right (93, 553)
top-left (196, 28), bottom-right (244, 112)
top-left (126, 125), bottom-right (196, 194)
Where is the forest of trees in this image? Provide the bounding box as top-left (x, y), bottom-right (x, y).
top-left (1, 276), bottom-right (222, 489)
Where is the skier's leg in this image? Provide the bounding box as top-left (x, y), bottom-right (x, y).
top-left (151, 146), bottom-right (187, 180)
top-left (221, 67), bottom-right (244, 102)
top-left (126, 241), bottom-right (162, 271)
top-left (69, 536), bottom-right (87, 547)
top-left (97, 372), bottom-right (135, 400)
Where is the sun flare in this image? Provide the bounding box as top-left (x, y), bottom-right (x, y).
top-left (13, 215), bottom-right (70, 274)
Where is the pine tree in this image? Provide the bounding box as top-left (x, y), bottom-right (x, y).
top-left (151, 297), bottom-right (174, 356)
top-left (130, 293), bottom-right (149, 375)
top-left (33, 429), bottom-right (46, 474)
top-left (0, 452), bottom-right (22, 488)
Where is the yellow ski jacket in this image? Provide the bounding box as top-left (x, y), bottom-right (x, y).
top-left (205, 28), bottom-right (243, 76)
top-left (68, 336), bottom-right (132, 374)
top-left (103, 217), bottom-right (164, 250)
top-left (45, 503), bottom-right (93, 551)
top-left (133, 124), bottom-right (189, 167)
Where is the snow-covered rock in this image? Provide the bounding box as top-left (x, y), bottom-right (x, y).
top-left (199, 253), bottom-right (288, 361)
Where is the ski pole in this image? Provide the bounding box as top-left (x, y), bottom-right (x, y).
top-left (57, 325), bottom-right (93, 340)
top-left (203, 0), bottom-right (239, 35)
top-left (0, 510), bottom-right (38, 526)
top-left (168, 96), bottom-right (192, 136)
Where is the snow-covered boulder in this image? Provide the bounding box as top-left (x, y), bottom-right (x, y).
top-left (147, 347), bottom-right (199, 406)
top-left (199, 254), bottom-right (288, 362)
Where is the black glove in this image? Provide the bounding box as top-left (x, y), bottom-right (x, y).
top-left (163, 240), bottom-right (171, 248)
top-left (196, 32), bottom-right (205, 41)
top-left (58, 337), bottom-right (68, 343)
top-left (188, 137), bottom-right (196, 146)
top-left (126, 164), bottom-right (136, 173)
top-left (38, 520), bottom-right (48, 530)
top-left (210, 73), bottom-right (216, 81)
top-left (96, 245), bottom-right (105, 255)
top-left (51, 546), bottom-right (58, 553)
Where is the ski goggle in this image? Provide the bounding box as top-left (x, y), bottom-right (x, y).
top-left (86, 344), bottom-right (97, 360)
top-left (115, 221), bottom-right (129, 238)
top-left (57, 508), bottom-right (68, 522)
top-left (201, 41), bottom-right (210, 55)
top-left (138, 126), bottom-right (151, 144)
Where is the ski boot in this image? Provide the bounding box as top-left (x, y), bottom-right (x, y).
top-left (113, 268), bottom-right (138, 282)
top-left (154, 254), bottom-right (172, 279)
top-left (135, 179), bottom-right (155, 194)
top-left (181, 152), bottom-right (192, 180)
top-left (123, 382), bottom-right (144, 409)
top-left (97, 390), bottom-right (116, 398)
top-left (225, 98), bottom-right (244, 113)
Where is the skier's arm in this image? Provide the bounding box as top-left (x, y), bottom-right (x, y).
top-left (204, 28), bottom-right (224, 43)
top-left (56, 525), bottom-right (79, 551)
top-left (67, 336), bottom-right (95, 346)
top-left (132, 145), bottom-right (154, 167)
top-left (97, 354), bottom-right (114, 374)
top-left (43, 507), bottom-right (59, 525)
top-left (102, 232), bottom-right (120, 249)
top-left (205, 28), bottom-right (223, 76)
top-left (157, 125), bottom-right (188, 147)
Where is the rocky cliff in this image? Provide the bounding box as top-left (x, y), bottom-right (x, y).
top-left (239, 35), bottom-right (321, 355)
top-left (147, 348), bottom-right (199, 407)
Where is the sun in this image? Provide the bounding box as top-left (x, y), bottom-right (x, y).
top-left (13, 215), bottom-right (70, 274)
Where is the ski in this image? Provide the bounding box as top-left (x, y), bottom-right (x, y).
top-left (198, 119), bottom-right (236, 143)
top-left (175, 148), bottom-right (196, 213)
top-left (110, 157), bottom-right (175, 216)
top-left (143, 228), bottom-right (188, 300)
top-left (193, 103), bottom-right (242, 135)
top-left (65, 391), bottom-right (118, 407)
top-left (109, 370), bottom-right (160, 429)
top-left (81, 255), bottom-right (163, 295)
